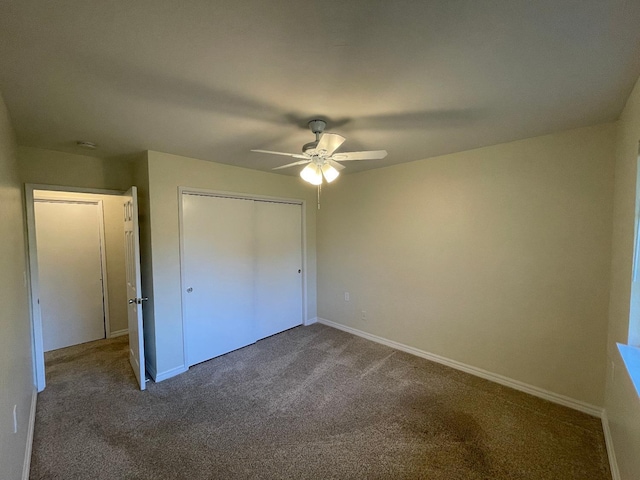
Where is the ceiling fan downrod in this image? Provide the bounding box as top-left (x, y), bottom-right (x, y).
top-left (303, 120), bottom-right (326, 153)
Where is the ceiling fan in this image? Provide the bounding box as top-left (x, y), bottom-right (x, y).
top-left (251, 120), bottom-right (388, 185)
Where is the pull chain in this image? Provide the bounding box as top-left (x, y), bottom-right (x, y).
top-left (317, 184), bottom-right (321, 210)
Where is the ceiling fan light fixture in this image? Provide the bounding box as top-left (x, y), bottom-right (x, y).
top-left (253, 119), bottom-right (388, 186)
top-left (321, 163), bottom-right (340, 183)
top-left (300, 163), bottom-right (323, 185)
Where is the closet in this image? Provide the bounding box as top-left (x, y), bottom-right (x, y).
top-left (181, 193), bottom-right (303, 367)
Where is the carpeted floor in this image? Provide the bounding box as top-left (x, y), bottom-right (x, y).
top-left (30, 323), bottom-right (611, 479)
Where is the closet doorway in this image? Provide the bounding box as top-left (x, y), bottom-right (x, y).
top-left (179, 190), bottom-right (305, 367)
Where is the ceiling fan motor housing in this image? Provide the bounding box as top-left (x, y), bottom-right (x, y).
top-left (308, 119), bottom-right (326, 135)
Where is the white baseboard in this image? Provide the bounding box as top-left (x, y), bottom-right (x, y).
top-left (109, 329), bottom-right (129, 338)
top-left (318, 318), bottom-right (603, 417)
top-left (22, 386), bottom-right (37, 480)
top-left (601, 410), bottom-right (621, 480)
top-left (304, 316), bottom-right (318, 326)
top-left (147, 363), bottom-right (188, 383)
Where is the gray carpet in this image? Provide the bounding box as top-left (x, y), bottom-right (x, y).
top-left (30, 324), bottom-right (611, 479)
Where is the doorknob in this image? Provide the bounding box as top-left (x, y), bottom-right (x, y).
top-left (129, 297), bottom-right (148, 305)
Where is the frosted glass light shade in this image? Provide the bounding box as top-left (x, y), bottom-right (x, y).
top-left (300, 163), bottom-right (323, 185)
top-left (321, 163), bottom-right (340, 183)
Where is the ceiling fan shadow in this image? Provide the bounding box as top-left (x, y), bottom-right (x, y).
top-left (70, 53), bottom-right (295, 126)
top-left (343, 109), bottom-right (486, 131)
top-left (283, 113), bottom-right (352, 131)
top-left (73, 53), bottom-right (370, 135)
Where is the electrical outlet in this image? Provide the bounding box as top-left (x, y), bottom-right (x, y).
top-left (12, 405), bottom-right (17, 434)
top-left (361, 310), bottom-right (367, 322)
top-left (344, 292), bottom-right (350, 301)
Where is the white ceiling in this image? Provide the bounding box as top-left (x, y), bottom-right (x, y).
top-left (1, 0), bottom-right (640, 174)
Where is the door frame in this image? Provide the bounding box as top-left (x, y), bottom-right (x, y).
top-left (25, 184), bottom-right (125, 392)
top-left (177, 187), bottom-right (308, 369)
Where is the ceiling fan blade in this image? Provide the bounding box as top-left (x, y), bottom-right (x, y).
top-left (272, 159), bottom-right (311, 170)
top-left (316, 133), bottom-right (346, 156)
top-left (326, 159), bottom-right (345, 171)
top-left (331, 150), bottom-right (388, 161)
top-left (251, 149), bottom-right (308, 159)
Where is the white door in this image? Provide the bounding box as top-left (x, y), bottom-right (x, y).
top-left (124, 187), bottom-right (146, 390)
top-left (183, 194), bottom-right (256, 366)
top-left (255, 201), bottom-right (303, 339)
top-left (35, 200), bottom-right (106, 351)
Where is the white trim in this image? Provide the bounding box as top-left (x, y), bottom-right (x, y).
top-left (147, 363), bottom-right (188, 383)
top-left (177, 186), bottom-right (304, 205)
top-left (26, 183), bottom-right (125, 196)
top-left (177, 188), bottom-right (191, 370)
top-left (177, 187), bottom-right (308, 368)
top-left (318, 318), bottom-right (603, 417)
top-left (300, 200), bottom-right (309, 327)
top-left (304, 316), bottom-right (318, 326)
top-left (25, 186), bottom-right (45, 391)
top-left (110, 329), bottom-right (129, 338)
top-left (22, 387), bottom-right (37, 480)
top-left (601, 410), bottom-right (621, 480)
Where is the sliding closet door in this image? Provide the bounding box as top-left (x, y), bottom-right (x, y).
top-left (254, 201), bottom-right (303, 339)
top-left (182, 194), bottom-right (256, 366)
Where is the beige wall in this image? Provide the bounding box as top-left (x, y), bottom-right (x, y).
top-left (145, 151), bottom-right (318, 376)
top-left (32, 190), bottom-right (128, 333)
top-left (318, 123), bottom-right (615, 407)
top-left (17, 146), bottom-right (133, 192)
top-left (605, 75), bottom-right (640, 479)
top-left (0, 95), bottom-right (34, 478)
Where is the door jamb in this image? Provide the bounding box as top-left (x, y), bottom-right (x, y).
top-left (25, 184), bottom-right (125, 392)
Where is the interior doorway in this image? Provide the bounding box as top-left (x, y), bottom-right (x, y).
top-left (25, 185), bottom-right (134, 391)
